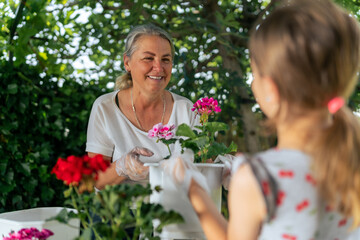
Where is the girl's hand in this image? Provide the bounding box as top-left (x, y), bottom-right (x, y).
top-left (160, 150), bottom-right (210, 195)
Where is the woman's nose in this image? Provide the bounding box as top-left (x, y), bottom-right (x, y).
top-left (152, 59), bottom-right (162, 71)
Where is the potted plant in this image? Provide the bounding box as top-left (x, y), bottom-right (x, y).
top-left (146, 97), bottom-right (237, 239)
top-left (48, 154), bottom-right (183, 240)
top-left (0, 207), bottom-right (79, 240)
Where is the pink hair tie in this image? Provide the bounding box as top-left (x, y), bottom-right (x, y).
top-left (327, 97), bottom-right (345, 114)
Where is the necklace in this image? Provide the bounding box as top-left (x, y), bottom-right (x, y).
top-left (131, 88), bottom-right (165, 131)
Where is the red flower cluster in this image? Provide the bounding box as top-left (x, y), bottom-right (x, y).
top-left (51, 154), bottom-right (110, 186)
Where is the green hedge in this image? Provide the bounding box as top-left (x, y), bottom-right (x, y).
top-left (0, 61), bottom-right (105, 212)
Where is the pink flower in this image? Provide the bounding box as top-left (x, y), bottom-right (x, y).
top-left (3, 228), bottom-right (54, 240)
top-left (148, 123), bottom-right (162, 138)
top-left (191, 97), bottom-right (221, 125)
top-left (148, 123), bottom-right (175, 140)
top-left (191, 97), bottom-right (221, 115)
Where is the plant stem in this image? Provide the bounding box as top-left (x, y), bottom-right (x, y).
top-left (201, 148), bottom-right (207, 163)
top-left (73, 186), bottom-right (101, 240)
top-left (133, 199), bottom-right (143, 240)
top-left (166, 143), bottom-right (172, 157)
top-left (8, 0), bottom-right (26, 65)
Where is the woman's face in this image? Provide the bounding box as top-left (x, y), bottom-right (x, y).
top-left (124, 35), bottom-right (173, 94)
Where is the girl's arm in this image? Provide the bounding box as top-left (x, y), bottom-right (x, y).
top-left (188, 163), bottom-right (266, 240)
top-left (188, 180), bottom-right (228, 240)
top-left (228, 164), bottom-right (266, 240)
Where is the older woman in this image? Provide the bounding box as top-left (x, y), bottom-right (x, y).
top-left (86, 24), bottom-right (198, 189)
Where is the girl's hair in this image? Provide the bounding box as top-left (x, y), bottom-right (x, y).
top-left (115, 24), bottom-right (175, 90)
top-left (249, 0), bottom-right (360, 226)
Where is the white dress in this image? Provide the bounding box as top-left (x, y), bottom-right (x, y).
top-left (86, 90), bottom-right (199, 184)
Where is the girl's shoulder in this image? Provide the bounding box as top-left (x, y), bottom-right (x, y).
top-left (256, 148), bottom-right (310, 168)
top-left (232, 148), bottom-right (310, 176)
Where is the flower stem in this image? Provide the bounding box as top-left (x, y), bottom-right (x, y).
top-left (73, 186), bottom-right (101, 240)
top-left (166, 143), bottom-right (172, 157)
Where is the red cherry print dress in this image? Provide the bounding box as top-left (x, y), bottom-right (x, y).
top-left (231, 149), bottom-right (357, 240)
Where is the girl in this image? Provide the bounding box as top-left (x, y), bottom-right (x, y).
top-left (161, 0), bottom-right (360, 239)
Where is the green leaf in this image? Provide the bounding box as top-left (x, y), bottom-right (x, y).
top-left (204, 121), bottom-right (228, 133)
top-left (41, 186), bottom-right (55, 202)
top-left (7, 83), bottom-right (18, 94)
top-left (38, 52), bottom-right (48, 60)
top-left (23, 178), bottom-right (38, 193)
top-left (12, 195), bottom-right (22, 206)
top-left (5, 170), bottom-right (14, 182)
top-left (20, 163), bottom-right (31, 176)
top-left (181, 140), bottom-right (200, 153)
top-left (0, 182), bottom-right (15, 193)
top-left (47, 208), bottom-right (73, 223)
top-left (226, 141), bottom-right (238, 153)
top-left (80, 228), bottom-right (93, 239)
top-left (189, 136), bottom-right (209, 149)
top-left (176, 123), bottom-right (197, 138)
top-left (206, 142), bottom-right (228, 158)
top-left (0, 163), bottom-right (7, 175)
top-left (64, 187), bottom-right (72, 198)
top-left (161, 138), bottom-right (177, 145)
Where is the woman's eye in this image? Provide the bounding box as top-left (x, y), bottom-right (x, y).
top-left (143, 57), bottom-right (153, 61)
top-left (162, 58), bottom-right (171, 63)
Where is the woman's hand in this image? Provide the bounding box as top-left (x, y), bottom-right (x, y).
top-left (115, 147), bottom-right (153, 181)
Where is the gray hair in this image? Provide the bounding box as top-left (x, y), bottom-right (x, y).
top-left (115, 24), bottom-right (175, 90)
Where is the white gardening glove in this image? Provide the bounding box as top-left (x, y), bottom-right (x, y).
top-left (160, 150), bottom-right (210, 195)
top-left (214, 154), bottom-right (238, 190)
top-left (115, 147), bottom-right (153, 181)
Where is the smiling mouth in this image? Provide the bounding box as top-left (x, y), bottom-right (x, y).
top-left (147, 75), bottom-right (164, 80)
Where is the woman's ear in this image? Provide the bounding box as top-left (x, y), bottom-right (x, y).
top-left (123, 54), bottom-right (130, 72)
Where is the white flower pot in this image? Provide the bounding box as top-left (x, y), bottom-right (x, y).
top-left (0, 207), bottom-right (79, 240)
top-left (146, 163), bottom-right (224, 240)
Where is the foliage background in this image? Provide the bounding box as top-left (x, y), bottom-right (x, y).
top-left (0, 0), bottom-right (359, 213)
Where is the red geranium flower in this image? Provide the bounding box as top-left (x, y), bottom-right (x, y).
top-left (51, 154), bottom-right (110, 190)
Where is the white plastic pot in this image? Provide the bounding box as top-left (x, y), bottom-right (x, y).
top-left (0, 207), bottom-right (79, 240)
top-left (146, 162), bottom-right (224, 240)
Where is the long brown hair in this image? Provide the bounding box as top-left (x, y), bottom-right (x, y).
top-left (249, 0), bottom-right (360, 226)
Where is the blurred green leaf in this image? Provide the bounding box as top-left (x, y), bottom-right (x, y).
top-left (7, 84), bottom-right (18, 94)
top-left (176, 123), bottom-right (197, 138)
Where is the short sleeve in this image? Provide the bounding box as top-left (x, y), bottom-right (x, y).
top-left (231, 155), bottom-right (247, 175)
top-left (246, 156), bottom-right (278, 222)
top-left (232, 154), bottom-right (278, 222)
top-left (86, 98), bottom-right (114, 157)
